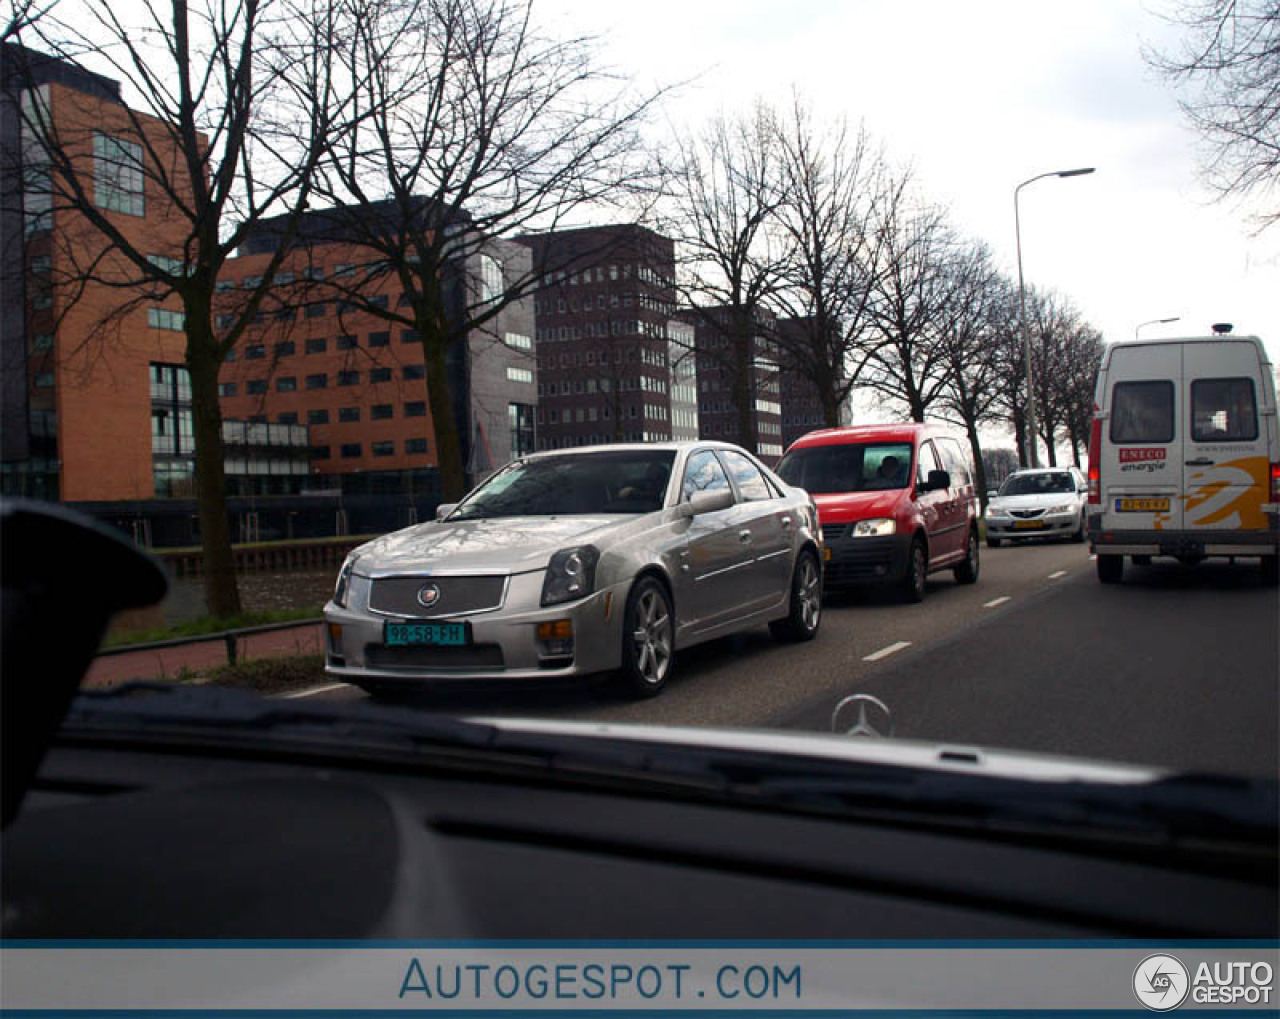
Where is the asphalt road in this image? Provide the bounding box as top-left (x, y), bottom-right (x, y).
top-left (318, 538), bottom-right (1279, 777)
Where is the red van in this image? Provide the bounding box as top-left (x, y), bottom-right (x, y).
top-left (776, 423), bottom-right (981, 601)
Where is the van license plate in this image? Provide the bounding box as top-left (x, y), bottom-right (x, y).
top-left (384, 622), bottom-right (469, 646)
top-left (1116, 498), bottom-right (1170, 512)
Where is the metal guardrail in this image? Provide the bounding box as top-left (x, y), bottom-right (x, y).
top-left (97, 617), bottom-right (324, 666)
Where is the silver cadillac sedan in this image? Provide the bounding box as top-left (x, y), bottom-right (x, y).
top-left (323, 442), bottom-right (823, 697)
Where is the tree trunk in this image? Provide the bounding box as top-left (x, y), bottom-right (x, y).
top-left (731, 316), bottom-right (757, 453)
top-left (1012, 407), bottom-right (1027, 466)
top-left (184, 303), bottom-right (242, 618)
top-left (423, 330), bottom-right (465, 501)
top-left (963, 417), bottom-right (989, 512)
top-left (1040, 419), bottom-right (1058, 467)
top-left (819, 382), bottom-right (841, 428)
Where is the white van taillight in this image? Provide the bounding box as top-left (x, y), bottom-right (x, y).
top-left (1271, 462), bottom-right (1280, 503)
top-left (1087, 416), bottom-right (1102, 504)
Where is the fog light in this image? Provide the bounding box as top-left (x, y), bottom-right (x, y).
top-left (537, 620), bottom-right (573, 640)
top-left (824, 546), bottom-right (832, 562)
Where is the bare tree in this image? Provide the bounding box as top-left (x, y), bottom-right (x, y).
top-left (1056, 322), bottom-right (1105, 466)
top-left (770, 97), bottom-right (902, 428)
top-left (935, 240), bottom-right (1014, 508)
top-left (1147, 0), bottom-right (1280, 230)
top-left (857, 196), bottom-right (957, 421)
top-left (661, 103), bottom-right (791, 454)
top-left (6, 0), bottom-right (346, 616)
top-left (282, 0), bottom-right (665, 499)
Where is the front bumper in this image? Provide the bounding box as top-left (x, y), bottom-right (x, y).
top-left (985, 509), bottom-right (1079, 539)
top-left (822, 534), bottom-right (912, 587)
top-left (323, 570), bottom-right (629, 686)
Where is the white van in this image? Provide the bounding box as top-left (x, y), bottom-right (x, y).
top-left (1087, 334), bottom-right (1279, 585)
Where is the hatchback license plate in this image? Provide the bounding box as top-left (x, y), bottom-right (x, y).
top-left (384, 622), bottom-right (469, 647)
top-left (1116, 498), bottom-right (1170, 512)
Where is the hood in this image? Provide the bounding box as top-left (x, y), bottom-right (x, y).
top-left (813, 488), bottom-right (907, 523)
top-left (988, 493), bottom-right (1077, 512)
top-left (476, 716), bottom-right (1166, 784)
top-left (352, 515), bottom-right (636, 576)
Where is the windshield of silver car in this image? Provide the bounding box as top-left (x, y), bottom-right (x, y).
top-left (448, 451), bottom-right (677, 519)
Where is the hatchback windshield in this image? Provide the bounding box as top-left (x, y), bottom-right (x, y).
top-left (776, 443), bottom-right (914, 493)
top-left (999, 473), bottom-right (1077, 497)
top-left (449, 451), bottom-right (676, 519)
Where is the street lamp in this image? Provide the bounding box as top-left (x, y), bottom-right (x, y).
top-left (1135, 317), bottom-right (1179, 339)
top-left (1015, 166), bottom-right (1095, 468)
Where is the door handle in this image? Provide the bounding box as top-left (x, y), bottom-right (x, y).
top-left (1185, 458), bottom-right (1214, 466)
top-left (738, 529), bottom-right (752, 543)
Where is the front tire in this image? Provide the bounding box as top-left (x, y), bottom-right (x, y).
top-left (770, 550), bottom-right (822, 642)
top-left (903, 537), bottom-right (928, 603)
top-left (618, 576), bottom-right (675, 698)
top-left (1097, 554), bottom-right (1123, 584)
top-left (954, 528), bottom-right (980, 584)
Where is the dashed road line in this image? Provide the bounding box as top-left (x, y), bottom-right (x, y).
top-left (1048, 570), bottom-right (1067, 579)
top-left (863, 641), bottom-right (911, 662)
top-left (983, 596), bottom-right (1011, 608)
top-left (279, 682), bottom-right (350, 700)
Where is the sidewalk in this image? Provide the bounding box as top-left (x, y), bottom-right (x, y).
top-left (85, 622), bottom-right (324, 689)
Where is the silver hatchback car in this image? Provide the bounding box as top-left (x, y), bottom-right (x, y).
top-left (323, 442), bottom-right (823, 697)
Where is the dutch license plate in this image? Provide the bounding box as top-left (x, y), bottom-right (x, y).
top-left (1013, 520), bottom-right (1045, 530)
top-left (384, 621), bottom-right (469, 647)
top-left (1116, 498), bottom-right (1170, 513)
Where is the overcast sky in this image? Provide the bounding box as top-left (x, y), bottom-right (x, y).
top-left (550, 0), bottom-right (1278, 366)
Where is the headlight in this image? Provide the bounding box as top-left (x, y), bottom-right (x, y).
top-left (1046, 504), bottom-right (1073, 514)
top-left (333, 555), bottom-right (356, 608)
top-left (985, 505), bottom-right (1009, 518)
top-left (541, 545), bottom-right (601, 606)
top-left (851, 518), bottom-right (896, 537)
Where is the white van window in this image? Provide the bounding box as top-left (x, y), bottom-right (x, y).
top-left (1111, 381), bottom-right (1175, 444)
top-left (1191, 378), bottom-right (1258, 442)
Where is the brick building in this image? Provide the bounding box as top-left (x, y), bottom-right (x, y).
top-left (518, 224), bottom-right (695, 450)
top-left (690, 306), bottom-right (784, 461)
top-left (776, 316), bottom-right (853, 449)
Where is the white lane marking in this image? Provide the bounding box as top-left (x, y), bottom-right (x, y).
top-left (1048, 570), bottom-right (1067, 579)
top-left (863, 641), bottom-right (911, 662)
top-left (983, 596), bottom-right (1011, 608)
top-left (279, 682), bottom-right (350, 699)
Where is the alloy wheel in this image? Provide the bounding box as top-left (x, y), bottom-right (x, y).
top-left (630, 587), bottom-right (672, 685)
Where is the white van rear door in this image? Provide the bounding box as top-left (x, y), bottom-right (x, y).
top-left (1182, 341), bottom-right (1270, 534)
top-left (1103, 344), bottom-right (1182, 530)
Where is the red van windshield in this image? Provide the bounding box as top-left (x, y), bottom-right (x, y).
top-left (776, 442), bottom-right (914, 494)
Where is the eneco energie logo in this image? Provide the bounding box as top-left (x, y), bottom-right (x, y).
top-left (1133, 955), bottom-right (1190, 1011)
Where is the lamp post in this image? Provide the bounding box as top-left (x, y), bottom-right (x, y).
top-left (1135, 317), bottom-right (1179, 339)
top-left (1015, 166), bottom-right (1095, 468)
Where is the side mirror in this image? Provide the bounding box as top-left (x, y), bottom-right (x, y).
top-left (922, 469), bottom-right (951, 493)
top-left (677, 488), bottom-right (735, 518)
top-left (435, 502), bottom-right (458, 521)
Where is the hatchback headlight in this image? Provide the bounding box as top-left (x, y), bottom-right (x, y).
top-left (541, 545), bottom-right (601, 606)
top-left (852, 518), bottom-right (896, 537)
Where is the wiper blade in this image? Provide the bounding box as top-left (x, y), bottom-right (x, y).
top-left (66, 683), bottom-right (497, 748)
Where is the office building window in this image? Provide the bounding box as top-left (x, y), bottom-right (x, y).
top-left (274, 341), bottom-right (295, 357)
top-left (405, 401), bottom-right (427, 417)
top-left (372, 440), bottom-right (395, 457)
top-left (305, 338), bottom-right (327, 354)
top-left (305, 302), bottom-right (327, 319)
top-left (93, 133), bottom-right (145, 216)
top-left (371, 404), bottom-right (393, 420)
top-left (403, 365), bottom-right (425, 380)
top-left (509, 402), bottom-right (536, 457)
top-left (308, 409), bottom-right (329, 425)
top-left (246, 380), bottom-right (267, 395)
top-left (369, 331), bottom-right (390, 347)
top-left (311, 445), bottom-right (331, 460)
top-left (341, 443), bottom-right (361, 458)
top-left (405, 437), bottom-right (429, 455)
top-left (506, 366), bottom-right (534, 384)
top-left (218, 382), bottom-right (237, 397)
top-left (505, 332), bottom-right (532, 350)
top-left (276, 376), bottom-right (297, 393)
top-left (479, 254), bottom-right (503, 303)
top-left (337, 334), bottom-right (358, 350)
top-left (147, 308), bottom-right (185, 332)
top-left (306, 373), bottom-right (328, 389)
top-left (277, 412), bottom-right (298, 425)
top-left (339, 406), bottom-right (360, 423)
top-left (402, 329), bottom-right (420, 344)
top-left (245, 344), bottom-right (265, 360)
top-left (337, 370), bottom-right (360, 386)
top-left (370, 367), bottom-right (392, 383)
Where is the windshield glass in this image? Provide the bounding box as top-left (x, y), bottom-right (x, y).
top-left (777, 443), bottom-right (913, 493)
top-left (449, 451), bottom-right (676, 519)
top-left (999, 473), bottom-right (1076, 497)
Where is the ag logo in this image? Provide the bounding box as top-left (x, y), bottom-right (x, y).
top-left (417, 583), bottom-right (441, 608)
top-left (1134, 954), bottom-right (1190, 1011)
